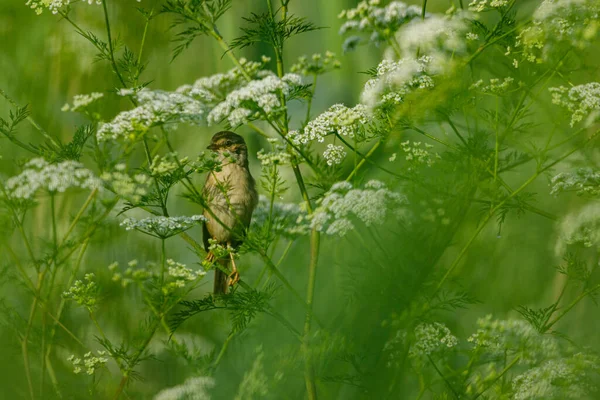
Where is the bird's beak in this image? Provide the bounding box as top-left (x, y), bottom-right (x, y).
top-left (207, 143), bottom-right (218, 151)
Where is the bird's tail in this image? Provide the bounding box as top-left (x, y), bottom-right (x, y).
top-left (213, 257), bottom-right (229, 294)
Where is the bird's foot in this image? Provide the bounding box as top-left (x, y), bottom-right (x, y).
top-left (228, 271), bottom-right (240, 287)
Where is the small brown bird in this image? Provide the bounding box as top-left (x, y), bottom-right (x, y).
top-left (202, 131), bottom-right (258, 294)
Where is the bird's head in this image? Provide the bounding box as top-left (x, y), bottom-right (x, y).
top-left (207, 131), bottom-right (249, 165)
top-left (207, 131), bottom-right (248, 152)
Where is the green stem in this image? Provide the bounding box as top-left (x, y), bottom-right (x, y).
top-left (544, 285), bottom-right (600, 332)
top-left (101, 0), bottom-right (128, 88)
top-left (304, 75), bottom-right (318, 126)
top-left (161, 239), bottom-right (166, 287)
top-left (472, 356), bottom-right (521, 400)
top-left (346, 140), bottom-right (382, 182)
top-left (302, 228), bottom-right (320, 400)
top-left (434, 134), bottom-right (597, 294)
top-left (60, 188), bottom-right (98, 247)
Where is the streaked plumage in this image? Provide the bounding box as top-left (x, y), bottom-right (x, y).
top-left (202, 131), bottom-right (258, 294)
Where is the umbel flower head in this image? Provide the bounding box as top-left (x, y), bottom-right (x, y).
top-left (290, 104), bottom-right (370, 165)
top-left (515, 0), bottom-right (600, 64)
top-left (120, 215), bottom-right (206, 239)
top-left (5, 158), bottom-right (102, 199)
top-left (361, 56), bottom-right (436, 109)
top-left (550, 168), bottom-right (600, 197)
top-left (207, 73), bottom-right (304, 127)
top-left (96, 57), bottom-right (276, 141)
top-left (338, 0), bottom-right (421, 51)
top-left (310, 180), bottom-right (408, 236)
top-left (97, 89), bottom-right (205, 142)
top-left (250, 195), bottom-right (311, 239)
top-left (549, 83), bottom-right (600, 127)
top-left (512, 353), bottom-right (600, 400)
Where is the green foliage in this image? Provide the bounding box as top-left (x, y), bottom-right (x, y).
top-left (3, 0), bottom-right (600, 399)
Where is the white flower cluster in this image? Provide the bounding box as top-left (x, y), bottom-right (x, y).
top-left (67, 350), bottom-right (108, 375)
top-left (310, 180), bottom-right (407, 236)
top-left (470, 77), bottom-right (516, 94)
top-left (27, 0), bottom-right (139, 15)
top-left (322, 144), bottom-right (347, 166)
top-left (120, 215), bottom-right (206, 238)
top-left (97, 58), bottom-right (274, 141)
top-left (61, 92), bottom-right (104, 112)
top-left (338, 0), bottom-right (421, 50)
top-left (5, 158), bottom-right (102, 199)
top-left (409, 322), bottom-right (458, 358)
top-left (549, 83), bottom-right (600, 127)
top-left (555, 203), bottom-right (600, 254)
top-left (62, 273), bottom-right (98, 310)
top-left (177, 57), bottom-right (269, 106)
top-left (512, 353), bottom-right (599, 400)
top-left (467, 315), bottom-right (559, 363)
top-left (100, 164), bottom-right (151, 204)
top-left (234, 349), bottom-right (269, 400)
top-left (290, 52), bottom-right (341, 76)
top-left (256, 140), bottom-right (292, 167)
top-left (207, 73), bottom-right (303, 127)
top-left (382, 329), bottom-right (407, 367)
top-left (551, 168), bottom-right (600, 196)
top-left (149, 153), bottom-right (188, 177)
top-left (154, 376), bottom-right (215, 400)
top-left (168, 259), bottom-right (205, 282)
top-left (250, 195), bottom-right (311, 239)
top-left (109, 260), bottom-right (151, 288)
top-left (97, 89), bottom-right (205, 141)
top-left (291, 104), bottom-right (370, 146)
top-left (468, 0), bottom-right (509, 12)
top-left (396, 12), bottom-right (470, 62)
top-left (361, 57), bottom-right (435, 109)
top-left (516, 0), bottom-right (600, 63)
top-left (401, 140), bottom-right (440, 168)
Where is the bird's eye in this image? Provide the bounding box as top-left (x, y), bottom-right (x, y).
top-left (224, 140), bottom-right (233, 146)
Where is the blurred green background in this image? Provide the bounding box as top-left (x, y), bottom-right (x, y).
top-left (2, 0), bottom-right (599, 399)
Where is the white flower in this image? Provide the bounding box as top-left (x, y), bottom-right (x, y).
top-left (207, 74), bottom-right (303, 127)
top-left (121, 215), bottom-right (206, 238)
top-left (361, 56), bottom-right (435, 109)
top-left (62, 92), bottom-right (103, 112)
top-left (322, 144), bottom-right (347, 166)
top-left (555, 202), bottom-right (600, 255)
top-left (101, 166), bottom-right (151, 204)
top-left (176, 58), bottom-right (267, 105)
top-left (167, 259), bottom-right (206, 281)
top-left (68, 350), bottom-right (107, 375)
top-left (154, 376), bottom-right (214, 400)
top-left (250, 195), bottom-right (311, 238)
top-left (396, 13), bottom-right (470, 61)
top-left (401, 140), bottom-right (439, 168)
top-left (551, 168), bottom-right (600, 196)
top-left (338, 1), bottom-right (421, 49)
top-left (5, 158), bottom-right (102, 199)
top-left (467, 315), bottom-right (559, 363)
top-left (468, 0), bottom-right (509, 12)
top-left (310, 180), bottom-right (407, 236)
top-left (256, 143), bottom-right (292, 167)
top-left (516, 0), bottom-right (600, 63)
top-left (290, 52), bottom-right (341, 75)
top-left (512, 353), bottom-right (599, 400)
top-left (97, 89), bottom-right (205, 141)
top-left (549, 83), bottom-right (600, 127)
top-left (291, 104), bottom-right (370, 145)
top-left (409, 322), bottom-right (458, 358)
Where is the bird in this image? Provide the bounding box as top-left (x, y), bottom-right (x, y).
top-left (202, 131), bottom-right (258, 294)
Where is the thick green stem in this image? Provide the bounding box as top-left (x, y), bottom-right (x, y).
top-left (302, 228), bottom-right (320, 400)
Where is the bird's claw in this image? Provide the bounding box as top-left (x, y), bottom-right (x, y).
top-left (228, 271), bottom-right (240, 287)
